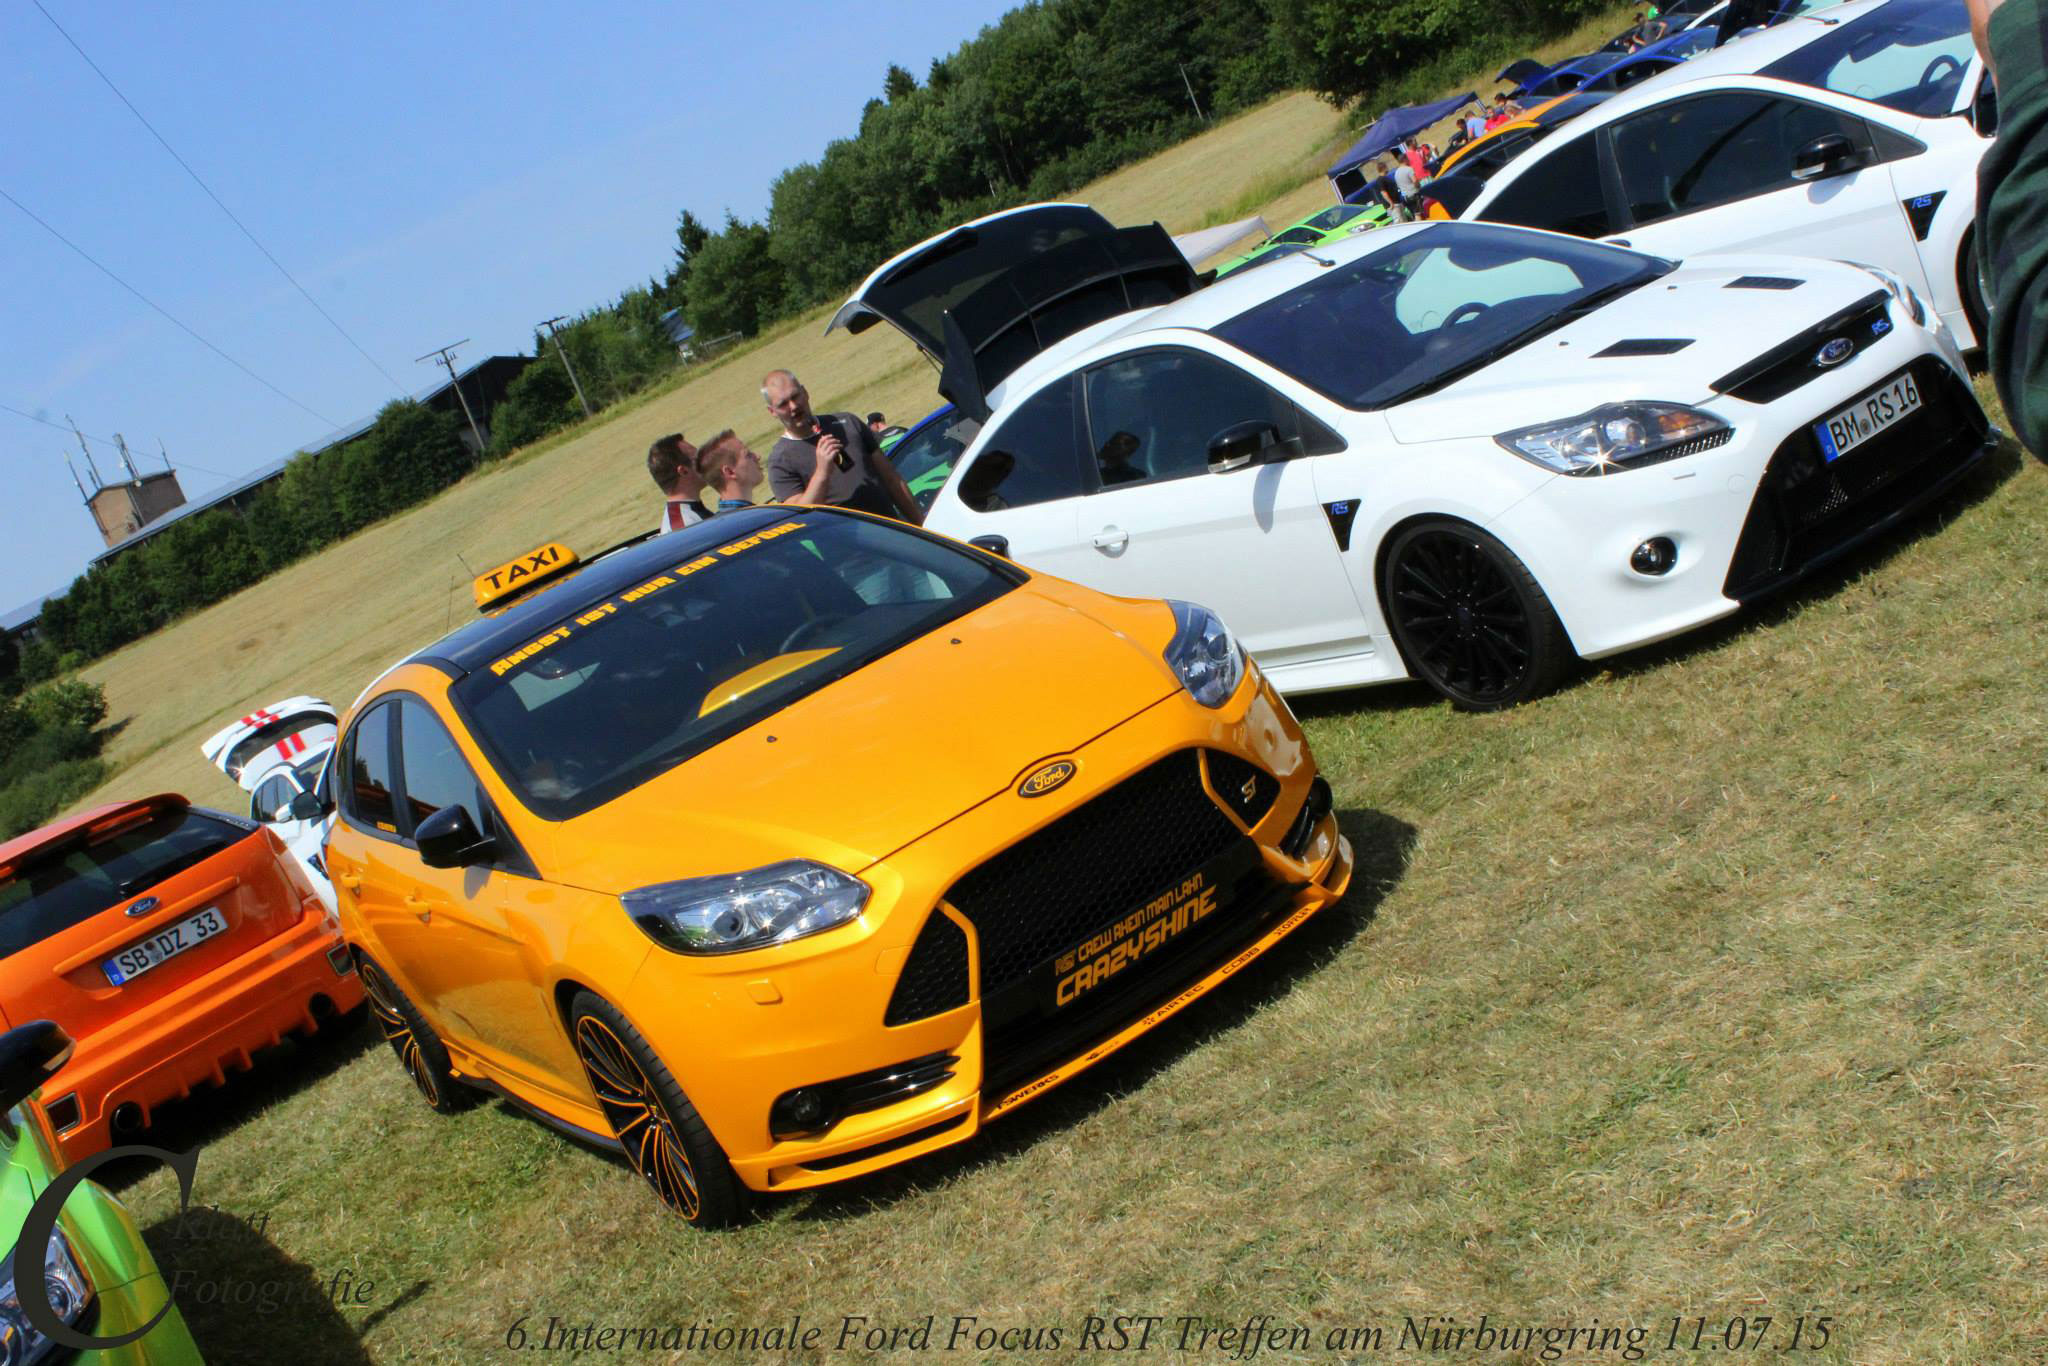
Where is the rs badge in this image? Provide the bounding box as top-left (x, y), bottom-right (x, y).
top-left (1017, 759), bottom-right (1077, 798)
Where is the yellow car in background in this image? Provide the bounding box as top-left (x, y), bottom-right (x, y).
top-left (324, 507), bottom-right (1352, 1224)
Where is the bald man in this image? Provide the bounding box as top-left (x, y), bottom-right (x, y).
top-left (761, 369), bottom-right (921, 522)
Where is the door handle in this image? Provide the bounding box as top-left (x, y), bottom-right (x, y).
top-left (404, 890), bottom-right (433, 923)
top-left (336, 873), bottom-right (363, 892)
top-left (1091, 526), bottom-right (1129, 552)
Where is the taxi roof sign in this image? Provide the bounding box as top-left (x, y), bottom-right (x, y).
top-left (474, 541), bottom-right (579, 610)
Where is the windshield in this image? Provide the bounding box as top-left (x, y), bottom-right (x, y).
top-left (1300, 205), bottom-right (1370, 232)
top-left (888, 409), bottom-right (981, 511)
top-left (0, 806), bottom-right (249, 959)
top-left (1761, 0), bottom-right (1972, 115)
top-left (454, 513), bottom-right (1017, 820)
top-left (1213, 224), bottom-right (1670, 410)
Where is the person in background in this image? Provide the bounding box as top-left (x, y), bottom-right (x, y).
top-left (1392, 156), bottom-right (1421, 217)
top-left (1970, 0), bottom-right (2047, 456)
top-left (1464, 106), bottom-right (1487, 141)
top-left (761, 369), bottom-right (922, 522)
top-left (692, 429), bottom-right (765, 513)
top-left (647, 433), bottom-right (710, 531)
top-left (866, 411), bottom-right (888, 434)
top-left (1403, 138), bottom-right (1430, 183)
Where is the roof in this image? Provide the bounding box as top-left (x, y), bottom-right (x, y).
top-left (414, 506), bottom-right (803, 677)
top-left (0, 593), bottom-right (59, 636)
top-left (1328, 92), bottom-right (1480, 178)
top-left (87, 354), bottom-right (532, 567)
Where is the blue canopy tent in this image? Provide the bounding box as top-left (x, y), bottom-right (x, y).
top-left (1327, 91), bottom-right (1479, 201)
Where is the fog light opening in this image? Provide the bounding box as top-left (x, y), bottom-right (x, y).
top-left (1630, 537), bottom-right (1677, 576)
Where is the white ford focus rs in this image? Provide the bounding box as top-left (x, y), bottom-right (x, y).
top-left (828, 204), bottom-right (1992, 708)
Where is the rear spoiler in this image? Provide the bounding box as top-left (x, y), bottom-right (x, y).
top-left (937, 223), bottom-right (1197, 421)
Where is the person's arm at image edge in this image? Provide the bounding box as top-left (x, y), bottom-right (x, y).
top-left (1975, 0), bottom-right (2048, 455)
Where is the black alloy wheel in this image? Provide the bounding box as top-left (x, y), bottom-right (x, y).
top-left (1960, 234), bottom-right (1989, 358)
top-left (1382, 519), bottom-right (1571, 710)
top-left (359, 956), bottom-right (476, 1114)
top-left (569, 992), bottom-right (745, 1227)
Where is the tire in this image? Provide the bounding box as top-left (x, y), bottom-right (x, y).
top-left (1959, 233), bottom-right (1989, 356)
top-left (1381, 519), bottom-right (1572, 710)
top-left (358, 955), bottom-right (478, 1114)
top-left (568, 991), bottom-right (746, 1227)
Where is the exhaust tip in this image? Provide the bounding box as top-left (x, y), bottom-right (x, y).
top-left (110, 1101), bottom-right (145, 1137)
top-left (309, 993), bottom-right (337, 1021)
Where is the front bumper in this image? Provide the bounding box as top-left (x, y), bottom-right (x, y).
top-left (621, 666), bottom-right (1353, 1192)
top-left (47, 909), bottom-right (364, 1165)
top-left (1494, 332), bottom-right (1991, 662)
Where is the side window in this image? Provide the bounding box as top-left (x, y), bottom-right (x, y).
top-left (1612, 93), bottom-right (1871, 226)
top-left (1082, 350), bottom-right (1330, 490)
top-left (958, 379), bottom-right (1085, 512)
top-left (396, 700), bottom-right (480, 838)
top-left (1480, 134), bottom-right (1616, 237)
top-left (343, 703), bottom-right (399, 832)
top-left (254, 775), bottom-right (292, 822)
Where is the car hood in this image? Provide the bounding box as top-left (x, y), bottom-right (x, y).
top-left (1383, 254), bottom-right (1888, 443)
top-left (547, 584), bottom-right (1180, 893)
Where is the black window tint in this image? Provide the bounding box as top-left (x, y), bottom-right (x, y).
top-left (1481, 134), bottom-right (1615, 237)
top-left (959, 380), bottom-right (1083, 512)
top-left (344, 704), bottom-right (398, 830)
top-left (1084, 350), bottom-right (1301, 489)
top-left (0, 807), bottom-right (249, 960)
top-left (1612, 94), bottom-right (1869, 226)
top-left (254, 775), bottom-right (292, 822)
top-left (397, 701), bottom-right (479, 836)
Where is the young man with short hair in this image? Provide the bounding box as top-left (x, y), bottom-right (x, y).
top-left (647, 433), bottom-right (709, 531)
top-left (692, 429), bottom-right (765, 513)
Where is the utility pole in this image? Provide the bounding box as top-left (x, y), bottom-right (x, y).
top-left (538, 316), bottom-right (593, 417)
top-left (1177, 62), bottom-right (1207, 123)
top-left (416, 340), bottom-right (488, 454)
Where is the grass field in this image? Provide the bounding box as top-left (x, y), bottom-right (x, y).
top-left (52, 14), bottom-right (2048, 1362)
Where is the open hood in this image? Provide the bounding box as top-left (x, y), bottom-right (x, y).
top-left (199, 696), bottom-right (338, 788)
top-left (828, 203), bottom-right (1197, 421)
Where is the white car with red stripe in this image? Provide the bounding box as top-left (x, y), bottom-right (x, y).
top-left (201, 697), bottom-right (339, 912)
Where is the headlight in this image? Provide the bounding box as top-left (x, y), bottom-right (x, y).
top-left (1164, 600), bottom-right (1245, 708)
top-left (622, 860), bottom-right (868, 955)
top-left (1496, 402), bottom-right (1730, 476)
top-left (0, 1228), bottom-right (94, 1366)
top-left (1853, 261), bottom-right (1925, 325)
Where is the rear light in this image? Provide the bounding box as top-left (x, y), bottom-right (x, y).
top-left (326, 945), bottom-right (355, 976)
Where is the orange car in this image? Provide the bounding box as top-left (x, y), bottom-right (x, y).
top-left (0, 794), bottom-right (364, 1162)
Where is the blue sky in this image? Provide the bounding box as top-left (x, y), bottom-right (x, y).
top-left (0, 1), bottom-right (1019, 610)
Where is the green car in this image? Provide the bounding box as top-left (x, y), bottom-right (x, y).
top-left (1214, 202), bottom-right (1392, 277)
top-left (1, 1021), bottom-right (202, 1365)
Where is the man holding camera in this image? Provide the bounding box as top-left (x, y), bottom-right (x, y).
top-left (761, 369), bottom-right (922, 522)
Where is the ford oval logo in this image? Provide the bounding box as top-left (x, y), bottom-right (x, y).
top-left (1815, 337), bottom-right (1855, 367)
top-left (124, 896), bottom-right (160, 918)
top-left (1018, 759), bottom-right (1077, 798)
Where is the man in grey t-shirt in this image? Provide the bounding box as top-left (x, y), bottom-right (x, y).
top-left (761, 369), bottom-right (922, 523)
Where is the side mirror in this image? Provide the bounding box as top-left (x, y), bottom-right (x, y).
top-left (415, 804), bottom-right (496, 870)
top-left (287, 790), bottom-right (329, 822)
top-left (1207, 421), bottom-right (1282, 474)
top-left (968, 535), bottom-right (1011, 558)
top-left (0, 1021), bottom-right (74, 1114)
top-left (1792, 133), bottom-right (1859, 182)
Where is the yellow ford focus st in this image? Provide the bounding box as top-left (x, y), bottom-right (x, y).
top-left (324, 507), bottom-right (1352, 1224)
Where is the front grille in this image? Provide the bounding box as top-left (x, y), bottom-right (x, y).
top-left (885, 911), bottom-right (970, 1026)
top-left (942, 749), bottom-right (1246, 998)
top-left (1712, 291), bottom-right (1891, 404)
top-left (1724, 359), bottom-right (1990, 601)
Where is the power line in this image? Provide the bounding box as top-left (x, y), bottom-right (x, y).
top-left (30, 0), bottom-right (406, 393)
top-left (0, 185), bottom-right (335, 427)
top-left (0, 405), bottom-right (238, 479)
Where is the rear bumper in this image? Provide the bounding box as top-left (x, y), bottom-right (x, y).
top-left (47, 911), bottom-right (363, 1165)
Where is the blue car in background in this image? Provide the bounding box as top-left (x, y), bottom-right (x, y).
top-left (1502, 49), bottom-right (1630, 100)
top-left (1577, 27), bottom-right (1719, 93)
top-left (879, 404), bottom-right (982, 512)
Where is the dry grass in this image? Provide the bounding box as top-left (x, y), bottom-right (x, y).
top-left (52, 46), bottom-right (2048, 1366)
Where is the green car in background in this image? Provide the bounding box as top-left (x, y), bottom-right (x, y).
top-left (1213, 201), bottom-right (1391, 277)
top-left (2, 1021), bottom-right (202, 1365)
